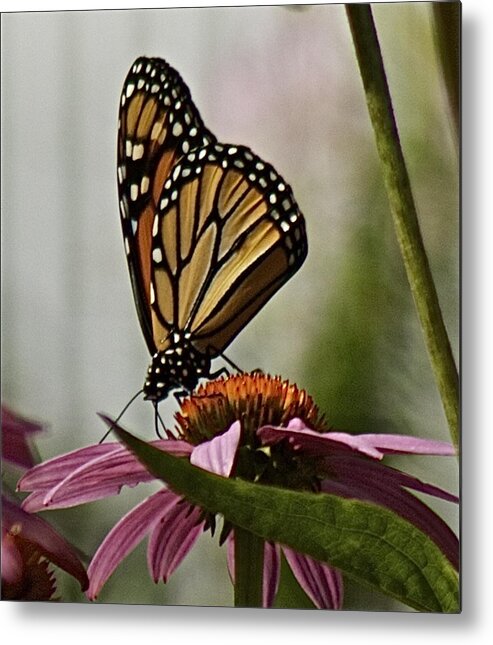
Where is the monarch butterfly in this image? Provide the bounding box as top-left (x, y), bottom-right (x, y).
top-left (117, 57), bottom-right (307, 403)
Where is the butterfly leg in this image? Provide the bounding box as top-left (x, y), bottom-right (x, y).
top-left (205, 346), bottom-right (242, 375)
top-left (209, 349), bottom-right (263, 377)
top-left (209, 366), bottom-right (230, 379)
top-left (173, 388), bottom-right (192, 401)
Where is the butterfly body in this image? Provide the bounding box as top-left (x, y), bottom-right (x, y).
top-left (144, 334), bottom-right (211, 401)
top-left (118, 57), bottom-right (307, 402)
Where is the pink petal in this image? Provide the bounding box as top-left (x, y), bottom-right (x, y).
top-left (226, 532), bottom-right (281, 608)
top-left (19, 439), bottom-right (192, 511)
top-left (1, 405), bottom-right (43, 436)
top-left (18, 443), bottom-right (124, 492)
top-left (261, 541), bottom-right (281, 608)
top-left (1, 531), bottom-right (24, 585)
top-left (3, 496), bottom-right (88, 590)
top-left (283, 547), bottom-right (343, 609)
top-left (87, 488), bottom-right (179, 600)
top-left (148, 499), bottom-right (205, 582)
top-left (2, 405), bottom-right (44, 469)
top-left (286, 418), bottom-right (306, 431)
top-left (259, 424), bottom-right (384, 458)
top-left (190, 421), bottom-right (241, 477)
top-left (354, 433), bottom-right (456, 456)
top-left (320, 457), bottom-right (459, 569)
top-left (259, 422), bottom-right (455, 460)
top-left (226, 532), bottom-right (235, 580)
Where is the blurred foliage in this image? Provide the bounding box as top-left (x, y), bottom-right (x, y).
top-left (303, 161), bottom-right (393, 432)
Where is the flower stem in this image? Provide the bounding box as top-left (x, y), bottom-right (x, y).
top-left (234, 527), bottom-right (264, 607)
top-left (431, 2), bottom-right (460, 152)
top-left (345, 4), bottom-right (459, 451)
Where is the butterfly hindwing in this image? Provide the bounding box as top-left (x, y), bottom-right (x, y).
top-left (149, 143), bottom-right (307, 358)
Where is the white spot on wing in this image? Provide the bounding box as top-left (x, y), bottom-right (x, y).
top-left (152, 247), bottom-right (163, 263)
top-left (132, 143), bottom-right (144, 160)
top-left (152, 215), bottom-right (159, 237)
top-left (130, 184), bottom-right (139, 201)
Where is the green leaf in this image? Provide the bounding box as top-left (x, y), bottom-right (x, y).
top-left (111, 421), bottom-right (459, 612)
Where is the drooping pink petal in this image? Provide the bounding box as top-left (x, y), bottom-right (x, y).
top-left (261, 541), bottom-right (281, 608)
top-left (2, 405), bottom-right (44, 469)
top-left (226, 532), bottom-right (281, 608)
top-left (18, 443), bottom-right (124, 492)
top-left (320, 457), bottom-right (459, 569)
top-left (259, 421), bottom-right (456, 460)
top-left (190, 421), bottom-right (241, 477)
top-left (3, 496), bottom-right (88, 590)
top-left (323, 455), bottom-right (459, 503)
top-left (87, 488), bottom-right (180, 600)
top-left (283, 547), bottom-right (343, 609)
top-left (148, 499), bottom-right (205, 582)
top-left (1, 531), bottom-right (24, 585)
top-left (19, 440), bottom-right (192, 511)
top-left (352, 433), bottom-right (457, 456)
top-left (226, 532), bottom-right (235, 581)
top-left (259, 424), bottom-right (387, 459)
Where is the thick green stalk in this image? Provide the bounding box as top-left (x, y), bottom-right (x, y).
top-left (345, 4), bottom-right (459, 450)
top-left (234, 527), bottom-right (264, 607)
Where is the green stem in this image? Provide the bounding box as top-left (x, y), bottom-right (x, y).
top-left (234, 526), bottom-right (264, 607)
top-left (431, 2), bottom-right (460, 151)
top-left (345, 4), bottom-right (459, 451)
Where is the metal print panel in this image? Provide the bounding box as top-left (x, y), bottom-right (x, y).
top-left (1, 2), bottom-right (459, 612)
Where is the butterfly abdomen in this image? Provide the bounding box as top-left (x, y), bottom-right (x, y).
top-left (143, 332), bottom-right (211, 401)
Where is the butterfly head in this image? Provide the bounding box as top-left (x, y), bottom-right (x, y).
top-left (143, 331), bottom-right (211, 402)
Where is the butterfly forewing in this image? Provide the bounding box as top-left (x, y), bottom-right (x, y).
top-left (149, 143), bottom-right (307, 358)
top-left (118, 57), bottom-right (308, 401)
top-left (117, 57), bottom-right (216, 353)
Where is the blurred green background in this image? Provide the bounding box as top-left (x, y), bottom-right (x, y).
top-left (1, 3), bottom-right (458, 611)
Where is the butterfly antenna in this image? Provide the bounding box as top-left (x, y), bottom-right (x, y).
top-left (99, 389), bottom-right (143, 444)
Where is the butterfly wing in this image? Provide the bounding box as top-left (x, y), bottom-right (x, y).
top-left (148, 143), bottom-right (308, 358)
top-left (117, 57), bottom-right (216, 353)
